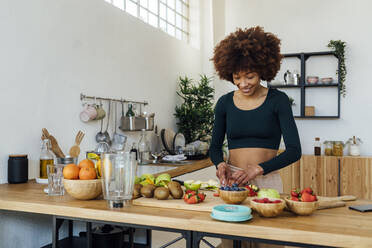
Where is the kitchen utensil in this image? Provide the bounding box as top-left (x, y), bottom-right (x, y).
top-left (56, 156), bottom-right (78, 165)
top-left (101, 152), bottom-right (137, 208)
top-left (219, 189), bottom-right (249, 205)
top-left (96, 118), bottom-right (106, 143)
top-left (47, 164), bottom-right (64, 196)
top-left (80, 103), bottom-right (97, 122)
top-left (42, 128), bottom-right (65, 158)
top-left (250, 198), bottom-right (286, 217)
top-left (95, 101), bottom-right (106, 120)
top-left (285, 198), bottom-right (318, 215)
top-left (306, 76), bottom-right (319, 84)
top-left (111, 102), bottom-right (127, 152)
top-left (284, 70), bottom-right (294, 85)
top-left (160, 129), bottom-right (175, 155)
top-left (212, 205), bottom-right (252, 218)
top-left (320, 77), bottom-right (333, 84)
top-left (173, 132), bottom-right (186, 154)
top-left (95, 142), bottom-right (110, 153)
top-left (102, 100), bottom-right (111, 145)
top-left (63, 179), bottom-right (102, 200)
top-left (69, 130), bottom-right (85, 157)
top-left (8, 155), bottom-right (28, 184)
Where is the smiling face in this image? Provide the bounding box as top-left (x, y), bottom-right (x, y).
top-left (232, 71), bottom-right (261, 96)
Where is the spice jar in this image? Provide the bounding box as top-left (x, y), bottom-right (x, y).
top-left (332, 141), bottom-right (344, 156)
top-left (314, 137), bottom-right (321, 156)
top-left (324, 141), bottom-right (333, 156)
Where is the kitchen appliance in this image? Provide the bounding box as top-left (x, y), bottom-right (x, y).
top-left (8, 155), bottom-right (28, 184)
top-left (101, 152), bottom-right (137, 208)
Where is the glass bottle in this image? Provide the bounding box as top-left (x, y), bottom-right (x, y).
top-left (130, 142), bottom-right (138, 161)
top-left (126, 103), bottom-right (135, 117)
top-left (314, 137), bottom-right (321, 156)
top-left (40, 139), bottom-right (54, 179)
top-left (138, 130), bottom-right (151, 164)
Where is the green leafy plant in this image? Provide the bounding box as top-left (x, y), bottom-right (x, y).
top-left (288, 96), bottom-right (295, 106)
top-left (327, 40), bottom-right (347, 97)
top-left (174, 75), bottom-right (214, 144)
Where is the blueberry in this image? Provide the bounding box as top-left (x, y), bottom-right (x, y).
top-left (232, 183), bottom-right (238, 187)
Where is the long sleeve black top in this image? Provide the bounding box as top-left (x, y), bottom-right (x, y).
top-left (209, 88), bottom-right (301, 175)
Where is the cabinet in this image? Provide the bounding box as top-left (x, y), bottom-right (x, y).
top-left (340, 157), bottom-right (372, 199)
top-left (279, 155), bottom-right (372, 199)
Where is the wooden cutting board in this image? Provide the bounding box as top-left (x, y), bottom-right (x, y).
top-left (132, 191), bottom-right (357, 212)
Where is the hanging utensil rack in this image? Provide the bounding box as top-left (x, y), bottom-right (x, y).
top-left (80, 93), bottom-right (148, 105)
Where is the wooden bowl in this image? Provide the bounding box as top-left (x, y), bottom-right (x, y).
top-left (285, 198), bottom-right (318, 215)
top-left (250, 198), bottom-right (286, 217)
top-left (63, 179), bottom-right (102, 200)
top-left (219, 189), bottom-right (248, 204)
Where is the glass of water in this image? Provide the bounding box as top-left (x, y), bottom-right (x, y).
top-left (47, 164), bottom-right (64, 196)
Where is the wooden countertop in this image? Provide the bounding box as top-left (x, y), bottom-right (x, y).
top-left (150, 158), bottom-right (213, 177)
top-left (1, 182), bottom-right (372, 247)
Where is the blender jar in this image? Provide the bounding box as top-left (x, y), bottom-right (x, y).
top-left (101, 152), bottom-right (137, 208)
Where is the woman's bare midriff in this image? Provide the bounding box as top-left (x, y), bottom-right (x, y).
top-left (228, 147), bottom-right (277, 170)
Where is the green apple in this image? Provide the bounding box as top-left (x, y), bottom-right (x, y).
top-left (257, 188), bottom-right (280, 199)
top-left (184, 180), bottom-right (201, 191)
top-left (155, 173), bottom-right (171, 187)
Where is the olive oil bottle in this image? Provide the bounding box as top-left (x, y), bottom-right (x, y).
top-left (40, 139), bottom-right (54, 179)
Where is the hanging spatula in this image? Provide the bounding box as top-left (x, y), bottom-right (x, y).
top-left (69, 130), bottom-right (85, 158)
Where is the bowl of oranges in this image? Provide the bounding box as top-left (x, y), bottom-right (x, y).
top-left (63, 159), bottom-right (102, 200)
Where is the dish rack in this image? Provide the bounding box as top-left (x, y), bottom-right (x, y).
top-left (80, 93), bottom-right (154, 131)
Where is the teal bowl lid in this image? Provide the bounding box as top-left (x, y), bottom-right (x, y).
top-left (212, 204), bottom-right (252, 218)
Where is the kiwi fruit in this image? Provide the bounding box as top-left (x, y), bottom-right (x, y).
top-left (167, 181), bottom-right (183, 199)
top-left (154, 187), bottom-right (170, 200)
top-left (132, 184), bottom-right (142, 199)
top-left (141, 184), bottom-right (156, 198)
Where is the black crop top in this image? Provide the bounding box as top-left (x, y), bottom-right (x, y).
top-left (209, 88), bottom-right (301, 175)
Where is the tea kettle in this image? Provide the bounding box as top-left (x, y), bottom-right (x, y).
top-left (284, 70), bottom-right (300, 85)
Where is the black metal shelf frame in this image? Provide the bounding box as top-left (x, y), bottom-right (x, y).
top-left (269, 51), bottom-right (341, 119)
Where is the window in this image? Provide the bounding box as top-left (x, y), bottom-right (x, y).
top-left (105, 0), bottom-right (190, 42)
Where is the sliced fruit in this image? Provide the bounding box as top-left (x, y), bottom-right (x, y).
top-left (184, 180), bottom-right (201, 191)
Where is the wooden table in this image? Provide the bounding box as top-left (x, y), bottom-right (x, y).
top-left (1, 171), bottom-right (372, 247)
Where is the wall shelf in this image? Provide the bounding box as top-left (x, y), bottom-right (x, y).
top-left (269, 51), bottom-right (341, 119)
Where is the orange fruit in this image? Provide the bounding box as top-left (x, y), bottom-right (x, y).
top-left (63, 164), bottom-right (80, 179)
top-left (79, 167), bottom-right (97, 180)
top-left (78, 159), bottom-right (95, 169)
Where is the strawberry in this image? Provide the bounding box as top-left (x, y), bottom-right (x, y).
top-left (309, 194), bottom-right (317, 202)
top-left (213, 192), bottom-right (219, 197)
top-left (186, 195), bottom-right (200, 204)
top-left (291, 196), bottom-right (299, 201)
top-left (302, 187), bottom-right (313, 195)
top-left (301, 192), bottom-right (313, 202)
top-left (291, 188), bottom-right (300, 197)
top-left (197, 192), bottom-right (206, 202)
top-left (184, 193), bottom-right (194, 202)
top-left (185, 189), bottom-right (197, 195)
top-left (273, 200), bottom-right (282, 203)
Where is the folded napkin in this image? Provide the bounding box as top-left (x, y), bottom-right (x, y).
top-left (162, 154), bottom-right (187, 161)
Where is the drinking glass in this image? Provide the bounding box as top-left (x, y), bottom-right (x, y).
top-left (101, 152), bottom-right (137, 208)
top-left (47, 164), bottom-right (64, 196)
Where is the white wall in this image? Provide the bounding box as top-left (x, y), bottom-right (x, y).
top-left (215, 0), bottom-right (372, 155)
top-left (0, 0), bottom-right (203, 184)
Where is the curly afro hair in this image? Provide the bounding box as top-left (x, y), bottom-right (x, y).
top-left (212, 26), bottom-right (283, 83)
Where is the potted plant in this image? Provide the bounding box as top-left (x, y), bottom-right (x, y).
top-left (174, 75), bottom-right (214, 146)
top-left (327, 40), bottom-right (347, 97)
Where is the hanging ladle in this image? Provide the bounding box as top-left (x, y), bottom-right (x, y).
top-left (102, 100), bottom-right (111, 145)
top-left (96, 100), bottom-right (107, 143)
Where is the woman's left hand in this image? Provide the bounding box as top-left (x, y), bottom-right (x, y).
top-left (230, 164), bottom-right (264, 186)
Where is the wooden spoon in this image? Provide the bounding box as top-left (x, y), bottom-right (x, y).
top-left (42, 128), bottom-right (65, 158)
top-left (69, 131), bottom-right (85, 158)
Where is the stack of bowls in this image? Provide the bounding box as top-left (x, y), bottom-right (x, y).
top-left (211, 204), bottom-right (252, 222)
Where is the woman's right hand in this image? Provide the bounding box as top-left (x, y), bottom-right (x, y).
top-left (216, 162), bottom-right (229, 186)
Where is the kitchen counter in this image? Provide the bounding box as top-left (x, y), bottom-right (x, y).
top-left (1, 180), bottom-right (372, 247)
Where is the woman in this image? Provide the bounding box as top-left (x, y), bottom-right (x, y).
top-left (210, 26), bottom-right (301, 248)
